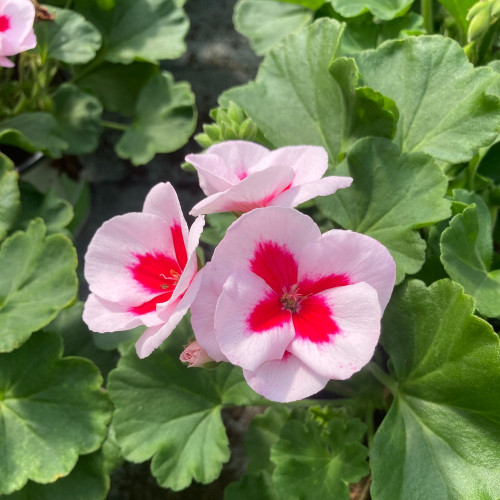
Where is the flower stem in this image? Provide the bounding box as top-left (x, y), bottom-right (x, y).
top-left (101, 120), bottom-right (129, 131)
top-left (367, 362), bottom-right (397, 395)
top-left (421, 0), bottom-right (434, 34)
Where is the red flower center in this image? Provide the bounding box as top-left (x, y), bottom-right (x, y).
top-left (247, 240), bottom-right (351, 344)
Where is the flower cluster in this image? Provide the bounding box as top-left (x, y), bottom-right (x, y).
top-left (0, 0), bottom-right (36, 68)
top-left (84, 141), bottom-right (396, 401)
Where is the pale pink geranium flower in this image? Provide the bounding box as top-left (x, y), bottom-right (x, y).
top-left (83, 183), bottom-right (204, 358)
top-left (0, 0), bottom-right (36, 68)
top-left (190, 207), bottom-right (396, 402)
top-left (186, 141), bottom-right (352, 216)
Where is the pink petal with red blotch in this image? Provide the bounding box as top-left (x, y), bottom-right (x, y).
top-left (209, 207), bottom-right (321, 292)
top-left (190, 263), bottom-right (227, 362)
top-left (85, 212), bottom-right (181, 305)
top-left (298, 230), bottom-right (396, 312)
top-left (0, 0), bottom-right (35, 56)
top-left (214, 270), bottom-right (295, 371)
top-left (248, 145), bottom-right (328, 186)
top-left (270, 176), bottom-right (353, 208)
top-left (289, 282), bottom-right (381, 379)
top-left (157, 215), bottom-right (205, 313)
top-left (83, 294), bottom-right (162, 334)
top-left (243, 353), bottom-right (329, 402)
top-left (135, 269), bottom-right (204, 358)
top-left (189, 166), bottom-right (295, 216)
top-left (143, 182), bottom-right (188, 232)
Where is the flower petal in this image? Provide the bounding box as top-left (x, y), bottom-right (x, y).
top-left (214, 270), bottom-right (295, 371)
top-left (210, 207), bottom-right (321, 292)
top-left (298, 229), bottom-right (396, 311)
top-left (83, 293), bottom-right (160, 333)
top-left (289, 282), bottom-right (381, 379)
top-left (243, 353), bottom-right (329, 402)
top-left (142, 182), bottom-right (189, 261)
top-left (186, 153), bottom-right (239, 196)
top-left (189, 166), bottom-right (295, 216)
top-left (190, 263), bottom-right (227, 362)
top-left (270, 176), bottom-right (353, 208)
top-left (249, 145), bottom-right (328, 186)
top-left (84, 212), bottom-right (179, 304)
top-left (135, 269), bottom-right (203, 358)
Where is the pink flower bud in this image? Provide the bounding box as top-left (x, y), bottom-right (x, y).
top-left (180, 341), bottom-right (213, 368)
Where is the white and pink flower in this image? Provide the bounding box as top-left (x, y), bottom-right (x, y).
top-left (186, 141), bottom-right (352, 216)
top-left (0, 0), bottom-right (36, 68)
top-left (190, 207), bottom-right (396, 402)
top-left (83, 182), bottom-right (204, 358)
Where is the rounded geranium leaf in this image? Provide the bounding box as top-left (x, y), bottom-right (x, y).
top-left (0, 154), bottom-right (19, 243)
top-left (317, 137), bottom-right (450, 283)
top-left (355, 36), bottom-right (500, 163)
top-left (222, 18), bottom-right (397, 164)
top-left (52, 84), bottom-right (103, 155)
top-left (330, 0), bottom-right (413, 20)
top-left (115, 72), bottom-right (196, 166)
top-left (75, 0), bottom-right (188, 64)
top-left (0, 219), bottom-right (77, 353)
top-left (34, 6), bottom-right (102, 64)
top-left (4, 451), bottom-right (109, 500)
top-left (108, 322), bottom-right (262, 491)
top-left (0, 331), bottom-right (112, 495)
top-left (0, 112), bottom-right (67, 157)
top-left (271, 417), bottom-right (368, 499)
top-left (234, 0), bottom-right (314, 56)
top-left (441, 195), bottom-right (500, 318)
top-left (372, 280), bottom-right (500, 499)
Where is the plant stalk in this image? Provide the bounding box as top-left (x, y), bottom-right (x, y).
top-left (367, 362), bottom-right (397, 395)
top-left (421, 0), bottom-right (434, 34)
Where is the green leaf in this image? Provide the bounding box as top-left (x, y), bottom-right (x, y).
top-left (317, 137), bottom-right (451, 283)
top-left (279, 0), bottom-right (324, 8)
top-left (0, 154), bottom-right (19, 243)
top-left (0, 219), bottom-right (77, 352)
top-left (340, 12), bottom-right (425, 56)
top-left (0, 331), bottom-right (112, 495)
top-left (34, 6), bottom-right (102, 64)
top-left (246, 407), bottom-right (292, 475)
top-left (115, 72), bottom-right (196, 166)
top-left (0, 113), bottom-right (67, 157)
top-left (76, 62), bottom-right (159, 116)
top-left (234, 0), bottom-right (314, 56)
top-left (271, 417), bottom-right (368, 499)
top-left (355, 36), bottom-right (500, 163)
top-left (47, 302), bottom-right (118, 380)
top-left (330, 0), bottom-right (414, 20)
top-left (437, 0), bottom-right (476, 35)
top-left (3, 451), bottom-right (109, 500)
top-left (225, 472), bottom-right (282, 500)
top-left (201, 213), bottom-right (237, 246)
top-left (440, 191), bottom-right (500, 317)
top-left (108, 324), bottom-right (262, 491)
top-left (52, 84), bottom-right (102, 155)
top-left (15, 182), bottom-right (73, 235)
top-left (222, 19), bottom-right (397, 164)
top-left (75, 0), bottom-right (189, 64)
top-left (372, 280), bottom-right (500, 499)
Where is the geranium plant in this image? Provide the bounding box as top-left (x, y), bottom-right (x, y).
top-left (0, 0), bottom-right (196, 165)
top-left (1, 1), bottom-right (500, 499)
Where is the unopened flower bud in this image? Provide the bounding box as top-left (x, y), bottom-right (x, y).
top-left (180, 340), bottom-right (213, 368)
top-left (468, 6), bottom-right (492, 41)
